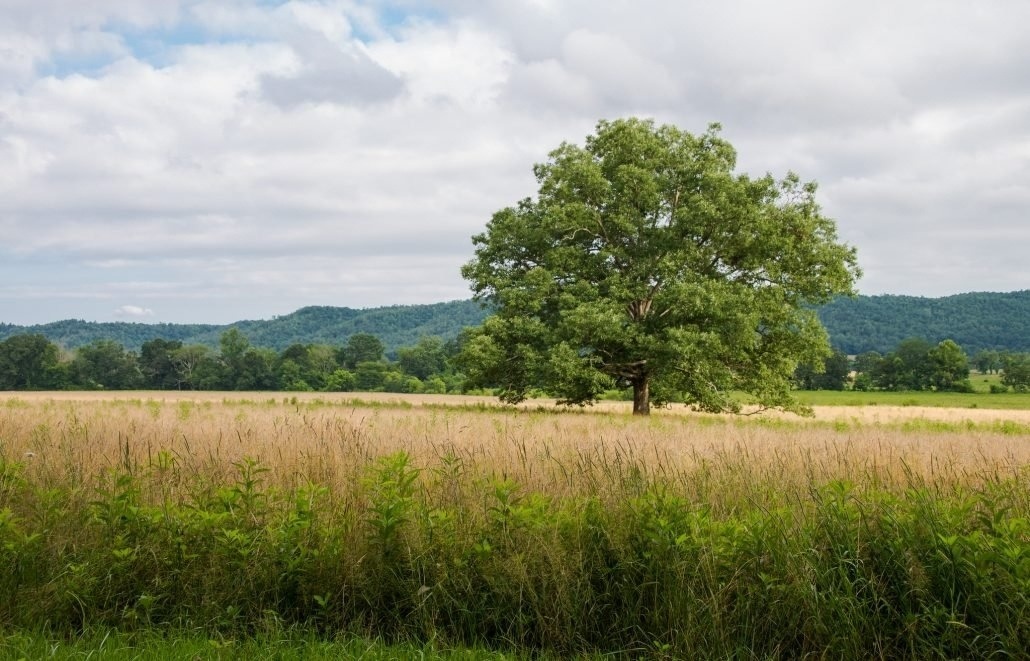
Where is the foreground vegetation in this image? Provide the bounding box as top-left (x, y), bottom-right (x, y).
top-left (0, 395), bottom-right (1027, 658)
top-left (0, 629), bottom-right (519, 660)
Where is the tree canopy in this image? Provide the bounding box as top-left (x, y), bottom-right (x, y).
top-left (461, 118), bottom-right (860, 414)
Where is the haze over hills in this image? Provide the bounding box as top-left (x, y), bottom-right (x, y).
top-left (1, 292), bottom-right (1028, 355)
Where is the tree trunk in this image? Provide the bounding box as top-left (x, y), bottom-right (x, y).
top-left (632, 377), bottom-right (650, 415)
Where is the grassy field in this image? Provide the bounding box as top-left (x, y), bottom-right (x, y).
top-left (793, 387), bottom-right (1030, 410)
top-left (594, 376), bottom-right (1030, 410)
top-left (0, 392), bottom-right (1027, 658)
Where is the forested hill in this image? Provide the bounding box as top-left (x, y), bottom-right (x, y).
top-left (817, 291), bottom-right (1030, 354)
top-left (0, 301), bottom-right (489, 353)
top-left (181, 301), bottom-right (490, 351)
top-left (2, 292), bottom-right (1028, 354)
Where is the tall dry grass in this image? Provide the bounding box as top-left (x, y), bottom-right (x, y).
top-left (3, 394), bottom-right (1027, 498)
top-left (0, 394), bottom-right (1027, 658)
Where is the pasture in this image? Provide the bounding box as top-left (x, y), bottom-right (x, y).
top-left (0, 392), bottom-right (1027, 658)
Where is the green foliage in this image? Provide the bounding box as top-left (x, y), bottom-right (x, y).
top-left (139, 338), bottom-right (184, 389)
top-left (170, 344), bottom-right (211, 390)
top-left (0, 327), bottom-right (459, 394)
top-left (354, 361), bottom-right (389, 391)
top-left (397, 336), bottom-right (448, 380)
top-left (69, 339), bottom-right (142, 389)
top-left (5, 292), bottom-right (1030, 358)
top-left (0, 301), bottom-right (490, 353)
top-left (0, 450), bottom-right (1026, 658)
top-left (0, 628), bottom-right (526, 659)
top-left (1001, 353), bottom-right (1030, 392)
top-left (818, 290), bottom-right (1030, 354)
top-left (870, 337), bottom-right (933, 391)
top-left (928, 339), bottom-right (971, 391)
top-left (0, 334), bottom-right (62, 389)
top-left (323, 369), bottom-right (356, 392)
top-left (974, 349), bottom-right (1003, 374)
top-left (0, 320), bottom-right (217, 352)
top-left (852, 350), bottom-right (882, 375)
top-left (461, 118), bottom-right (859, 414)
top-left (795, 348), bottom-right (850, 390)
top-left (853, 337), bottom-right (981, 393)
top-left (340, 333), bottom-right (385, 369)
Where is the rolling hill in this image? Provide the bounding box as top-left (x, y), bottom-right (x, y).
top-left (2, 292), bottom-right (1028, 355)
top-left (0, 301), bottom-right (489, 353)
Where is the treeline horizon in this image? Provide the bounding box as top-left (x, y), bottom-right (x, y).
top-left (2, 290), bottom-right (1030, 356)
top-left (2, 328), bottom-right (1028, 395)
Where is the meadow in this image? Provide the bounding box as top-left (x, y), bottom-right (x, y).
top-left (0, 392), bottom-right (1027, 658)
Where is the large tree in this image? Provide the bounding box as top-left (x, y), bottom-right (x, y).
top-left (461, 118), bottom-right (859, 415)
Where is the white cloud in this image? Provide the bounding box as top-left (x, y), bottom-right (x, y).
top-left (370, 20), bottom-right (513, 108)
top-left (1, 0), bottom-right (1029, 324)
top-left (114, 305), bottom-right (155, 318)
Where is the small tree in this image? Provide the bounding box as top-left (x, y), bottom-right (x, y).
top-left (1001, 353), bottom-right (1030, 392)
top-left (972, 349), bottom-right (1001, 374)
top-left (873, 337), bottom-right (933, 391)
top-left (324, 369), bottom-right (357, 392)
top-left (140, 338), bottom-right (183, 389)
top-left (795, 348), bottom-right (850, 391)
top-left (218, 328), bottom-right (251, 389)
top-left (172, 344), bottom-right (211, 390)
top-left (340, 333), bottom-right (385, 369)
top-left (462, 118), bottom-right (859, 414)
top-left (853, 351), bottom-right (882, 376)
top-left (0, 334), bottom-right (62, 390)
top-left (928, 339), bottom-right (970, 391)
top-left (354, 361), bottom-right (389, 391)
top-left (397, 336), bottom-right (447, 380)
top-left (70, 340), bottom-right (142, 390)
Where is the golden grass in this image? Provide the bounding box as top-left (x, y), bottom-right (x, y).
top-left (9, 389), bottom-right (1030, 421)
top-left (1, 392), bottom-right (1027, 658)
top-left (2, 392), bottom-right (1027, 507)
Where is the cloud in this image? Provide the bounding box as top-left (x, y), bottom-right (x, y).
top-left (257, 4), bottom-right (404, 108)
top-left (114, 304), bottom-right (155, 318)
top-left (1, 0), bottom-right (1028, 324)
top-left (260, 47), bottom-right (403, 108)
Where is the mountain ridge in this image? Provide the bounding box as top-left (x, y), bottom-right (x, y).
top-left (2, 291), bottom-right (1028, 355)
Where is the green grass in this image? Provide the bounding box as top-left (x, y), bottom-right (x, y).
top-left (793, 388), bottom-right (1030, 409)
top-left (0, 628), bottom-right (527, 660)
top-left (972, 372), bottom-right (1007, 391)
top-left (0, 449), bottom-right (1027, 659)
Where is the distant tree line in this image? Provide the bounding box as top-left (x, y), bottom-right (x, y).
top-left (3, 330), bottom-right (1029, 395)
top-left (795, 338), bottom-right (1030, 393)
top-left (0, 330), bottom-right (468, 394)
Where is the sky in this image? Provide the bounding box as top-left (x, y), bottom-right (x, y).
top-left (2, 1), bottom-right (1028, 325)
